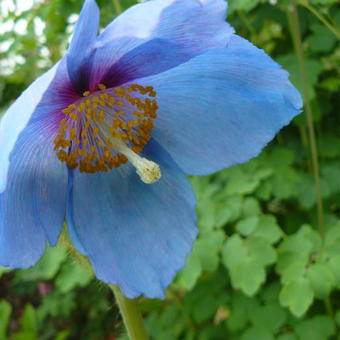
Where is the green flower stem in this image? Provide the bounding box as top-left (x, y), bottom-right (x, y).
top-left (287, 3), bottom-right (324, 240)
top-left (287, 2), bottom-right (333, 318)
top-left (111, 285), bottom-right (149, 340)
top-left (298, 0), bottom-right (340, 40)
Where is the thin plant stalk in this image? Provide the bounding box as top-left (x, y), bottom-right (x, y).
top-left (299, 0), bottom-right (340, 39)
top-left (111, 286), bottom-right (149, 340)
top-left (287, 3), bottom-right (325, 240)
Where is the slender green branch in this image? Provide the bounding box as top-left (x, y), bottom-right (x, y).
top-left (113, 0), bottom-right (123, 15)
top-left (287, 4), bottom-right (324, 239)
top-left (111, 286), bottom-right (149, 340)
top-left (298, 0), bottom-right (340, 39)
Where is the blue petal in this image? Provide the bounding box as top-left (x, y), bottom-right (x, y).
top-left (0, 117), bottom-right (68, 268)
top-left (0, 59), bottom-right (72, 193)
top-left (0, 58), bottom-right (72, 267)
top-left (67, 141), bottom-right (197, 298)
top-left (67, 0), bottom-right (99, 93)
top-left (137, 35), bottom-right (302, 175)
top-left (90, 0), bottom-right (233, 87)
top-left (101, 38), bottom-right (196, 88)
top-left (66, 169), bottom-right (89, 256)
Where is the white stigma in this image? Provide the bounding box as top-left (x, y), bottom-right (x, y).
top-left (131, 157), bottom-right (161, 184)
top-left (111, 138), bottom-right (161, 184)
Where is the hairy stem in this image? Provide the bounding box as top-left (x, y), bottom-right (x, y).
top-left (111, 286), bottom-right (149, 340)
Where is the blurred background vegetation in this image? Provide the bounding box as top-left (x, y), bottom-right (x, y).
top-left (0, 0), bottom-right (340, 339)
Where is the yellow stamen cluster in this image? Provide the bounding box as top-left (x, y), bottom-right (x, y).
top-left (53, 83), bottom-right (158, 173)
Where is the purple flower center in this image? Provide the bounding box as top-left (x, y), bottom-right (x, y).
top-left (54, 83), bottom-right (158, 173)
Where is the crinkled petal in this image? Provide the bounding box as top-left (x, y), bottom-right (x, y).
top-left (90, 0), bottom-right (233, 87)
top-left (67, 0), bottom-right (99, 93)
top-left (67, 140), bottom-right (197, 298)
top-left (0, 116), bottom-right (68, 268)
top-left (136, 35), bottom-right (302, 175)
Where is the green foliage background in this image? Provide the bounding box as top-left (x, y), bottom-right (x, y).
top-left (0, 0), bottom-right (339, 339)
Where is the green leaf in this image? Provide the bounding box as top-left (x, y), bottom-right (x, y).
top-left (236, 216), bottom-right (259, 236)
top-left (12, 304), bottom-right (39, 340)
top-left (271, 168), bottom-right (300, 200)
top-left (322, 164), bottom-right (340, 195)
top-left (230, 259), bottom-right (266, 296)
top-left (247, 236), bottom-right (277, 266)
top-left (235, 216), bottom-right (281, 254)
top-left (215, 205), bottom-right (232, 228)
top-left (227, 293), bottom-right (257, 332)
top-left (278, 230), bottom-right (314, 254)
top-left (177, 251), bottom-right (202, 290)
top-left (223, 195), bottom-right (244, 222)
top-left (276, 334), bottom-right (298, 340)
top-left (335, 310), bottom-right (340, 327)
top-left (16, 246), bottom-right (67, 281)
top-left (228, 0), bottom-right (261, 13)
top-left (281, 261), bottom-right (307, 284)
top-left (241, 326), bottom-right (274, 340)
top-left (319, 136), bottom-right (340, 158)
top-left (326, 255), bottom-right (340, 287)
top-left (222, 235), bottom-right (247, 269)
top-left (298, 225), bottom-right (322, 252)
top-left (306, 24), bottom-right (337, 53)
top-left (192, 296), bottom-right (219, 323)
top-left (37, 291), bottom-right (76, 319)
top-left (223, 235), bottom-right (275, 295)
top-left (252, 215), bottom-right (282, 243)
top-left (55, 260), bottom-right (92, 293)
top-left (269, 148), bottom-right (295, 168)
top-left (0, 300), bottom-right (12, 339)
top-left (241, 197), bottom-right (261, 217)
top-left (195, 230), bottom-right (225, 272)
top-left (20, 304), bottom-right (38, 334)
top-left (279, 277), bottom-right (314, 317)
top-left (295, 315), bottom-right (335, 340)
top-left (198, 200), bottom-right (216, 233)
top-left (297, 174), bottom-right (317, 208)
top-left (307, 263), bottom-right (335, 298)
top-left (250, 303), bottom-right (287, 333)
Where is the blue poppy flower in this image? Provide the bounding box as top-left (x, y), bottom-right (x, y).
top-left (0, 0), bottom-right (302, 298)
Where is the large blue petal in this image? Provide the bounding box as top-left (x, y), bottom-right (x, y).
top-left (0, 59), bottom-right (72, 267)
top-left (136, 35), bottom-right (302, 175)
top-left (67, 141), bottom-right (197, 298)
top-left (0, 58), bottom-right (74, 193)
top-left (100, 38), bottom-right (195, 89)
top-left (67, 0), bottom-right (99, 93)
top-left (0, 116), bottom-right (68, 268)
top-left (90, 0), bottom-right (233, 87)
